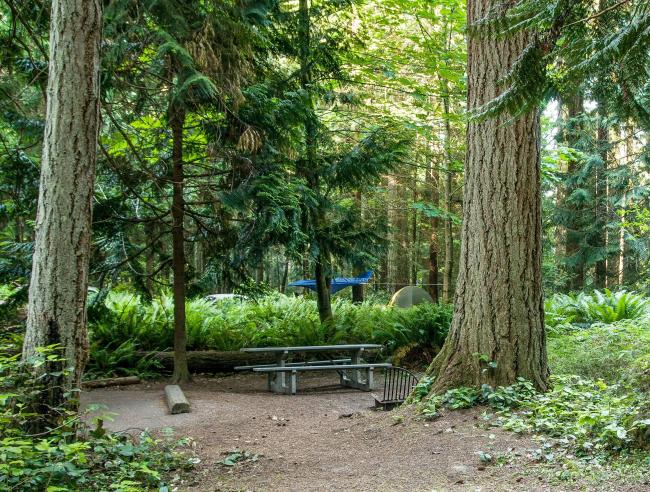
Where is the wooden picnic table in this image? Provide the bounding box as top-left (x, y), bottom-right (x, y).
top-left (238, 344), bottom-right (388, 394)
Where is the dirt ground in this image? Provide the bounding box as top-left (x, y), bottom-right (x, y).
top-left (81, 373), bottom-right (648, 492)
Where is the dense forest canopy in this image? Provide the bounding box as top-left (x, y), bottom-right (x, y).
top-left (1, 0), bottom-right (648, 303)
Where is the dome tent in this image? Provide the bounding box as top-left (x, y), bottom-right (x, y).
top-left (389, 286), bottom-right (434, 308)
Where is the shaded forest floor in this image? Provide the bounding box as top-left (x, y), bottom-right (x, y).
top-left (82, 374), bottom-right (648, 491)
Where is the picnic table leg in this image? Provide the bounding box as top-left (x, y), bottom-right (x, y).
top-left (271, 351), bottom-right (289, 393)
top-left (289, 370), bottom-right (297, 395)
top-left (351, 348), bottom-right (363, 386)
top-left (341, 348), bottom-right (372, 391)
top-left (366, 367), bottom-right (374, 391)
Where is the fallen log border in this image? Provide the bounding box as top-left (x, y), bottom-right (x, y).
top-left (83, 375), bottom-right (141, 389)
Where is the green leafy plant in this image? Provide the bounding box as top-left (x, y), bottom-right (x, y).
top-left (217, 450), bottom-right (260, 467)
top-left (493, 376), bottom-right (649, 457)
top-left (87, 291), bottom-right (453, 377)
top-left (545, 290), bottom-right (650, 329)
top-left (547, 319), bottom-right (650, 385)
top-left (0, 335), bottom-right (195, 491)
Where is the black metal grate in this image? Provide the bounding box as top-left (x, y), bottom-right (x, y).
top-left (375, 367), bottom-right (419, 409)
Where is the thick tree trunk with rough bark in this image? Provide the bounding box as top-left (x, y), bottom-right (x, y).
top-left (169, 104), bottom-right (190, 384)
top-left (427, 0), bottom-right (548, 392)
top-left (22, 0), bottom-right (102, 411)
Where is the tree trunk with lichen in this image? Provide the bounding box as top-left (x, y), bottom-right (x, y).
top-left (22, 0), bottom-right (102, 413)
top-left (426, 0), bottom-right (548, 393)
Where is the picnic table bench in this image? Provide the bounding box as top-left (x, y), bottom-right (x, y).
top-left (235, 344), bottom-right (391, 395)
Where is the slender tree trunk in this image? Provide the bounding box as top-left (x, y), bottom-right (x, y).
top-left (352, 191), bottom-right (365, 304)
top-left (22, 0), bottom-right (102, 413)
top-left (427, 0), bottom-right (548, 392)
top-left (442, 89), bottom-right (454, 303)
top-left (314, 255), bottom-right (332, 323)
top-left (169, 103), bottom-right (190, 384)
top-left (594, 104), bottom-right (608, 288)
top-left (411, 181), bottom-right (418, 285)
top-left (388, 175), bottom-right (410, 291)
top-left (298, 0), bottom-right (332, 322)
top-left (15, 216), bottom-right (24, 243)
top-left (351, 277), bottom-right (364, 304)
top-left (145, 222), bottom-right (156, 297)
top-left (618, 201), bottom-right (625, 285)
top-left (280, 259), bottom-right (289, 294)
top-left (564, 95), bottom-right (585, 291)
top-left (426, 152), bottom-right (440, 303)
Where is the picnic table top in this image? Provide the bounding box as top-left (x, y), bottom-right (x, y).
top-left (240, 344), bottom-right (383, 353)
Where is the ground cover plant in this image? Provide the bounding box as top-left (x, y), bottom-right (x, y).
top-left (410, 294), bottom-right (650, 482)
top-left (0, 330), bottom-right (196, 491)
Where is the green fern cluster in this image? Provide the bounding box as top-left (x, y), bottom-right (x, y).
top-left (545, 289), bottom-right (650, 328)
top-left (88, 291), bottom-right (453, 359)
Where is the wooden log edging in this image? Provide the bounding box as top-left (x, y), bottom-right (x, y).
top-left (83, 375), bottom-right (141, 389)
top-left (139, 350), bottom-right (277, 373)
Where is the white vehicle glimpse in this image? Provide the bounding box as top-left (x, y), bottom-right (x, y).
top-left (203, 293), bottom-right (247, 303)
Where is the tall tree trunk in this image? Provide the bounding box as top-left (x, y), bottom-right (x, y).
top-left (280, 259), bottom-right (289, 294)
top-left (426, 151), bottom-right (440, 303)
top-left (411, 179), bottom-right (418, 285)
top-left (169, 103), bottom-right (190, 384)
top-left (564, 95), bottom-right (585, 291)
top-left (298, 0), bottom-right (332, 323)
top-left (352, 191), bottom-right (365, 304)
top-left (442, 89), bottom-right (454, 303)
top-left (22, 0), bottom-right (102, 413)
top-left (315, 254), bottom-right (332, 323)
top-left (388, 175), bottom-right (410, 292)
top-left (594, 104), bottom-right (608, 288)
top-left (427, 0), bottom-right (548, 392)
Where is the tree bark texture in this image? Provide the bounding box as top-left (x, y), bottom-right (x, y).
top-left (442, 91), bottom-right (454, 303)
top-left (315, 255), bottom-right (333, 323)
top-left (169, 104), bottom-right (190, 384)
top-left (564, 95), bottom-right (585, 291)
top-left (426, 154), bottom-right (440, 303)
top-left (594, 104), bottom-right (608, 288)
top-left (352, 191), bottom-right (365, 303)
top-left (388, 175), bottom-right (410, 292)
top-left (22, 0), bottom-right (102, 410)
top-left (427, 0), bottom-right (548, 392)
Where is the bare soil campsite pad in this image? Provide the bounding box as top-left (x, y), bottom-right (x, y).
top-left (82, 374), bottom-right (645, 491)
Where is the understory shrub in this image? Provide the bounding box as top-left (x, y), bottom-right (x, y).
top-left (545, 289), bottom-right (650, 330)
top-left (547, 319), bottom-right (650, 386)
top-left (0, 334), bottom-right (195, 491)
top-left (88, 292), bottom-right (452, 357)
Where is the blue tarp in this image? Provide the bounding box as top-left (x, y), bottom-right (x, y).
top-left (288, 271), bottom-right (373, 294)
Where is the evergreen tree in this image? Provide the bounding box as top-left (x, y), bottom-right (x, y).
top-left (22, 0), bottom-right (102, 416)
